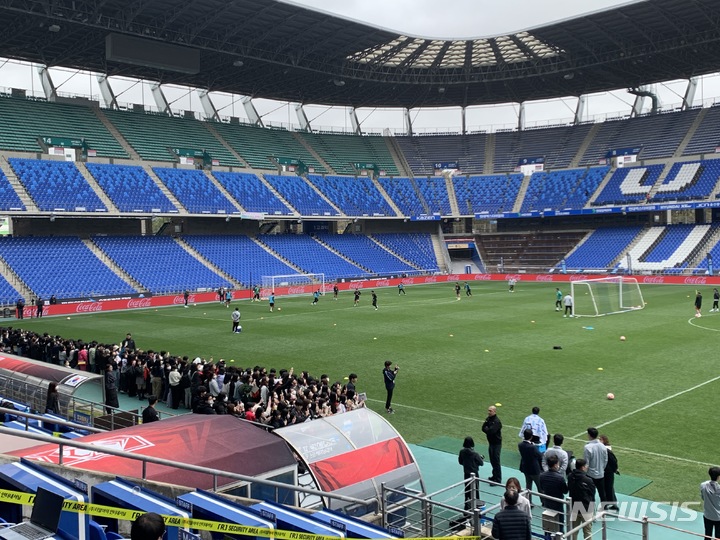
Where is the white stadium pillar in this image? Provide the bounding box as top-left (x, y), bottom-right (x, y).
top-left (574, 95), bottom-right (587, 125)
top-left (197, 89), bottom-right (219, 122)
top-left (349, 108), bottom-right (361, 135)
top-left (404, 108), bottom-right (413, 136)
top-left (517, 102), bottom-right (526, 131)
top-left (683, 78), bottom-right (699, 110)
top-left (96, 75), bottom-right (119, 110)
top-left (36, 66), bottom-right (57, 102)
top-left (151, 83), bottom-right (170, 115)
top-left (295, 104), bottom-right (312, 132)
top-left (242, 96), bottom-right (264, 127)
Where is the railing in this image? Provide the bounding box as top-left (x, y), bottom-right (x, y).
top-left (553, 509), bottom-right (706, 540)
top-left (0, 406), bottom-right (105, 434)
top-left (0, 425), bottom-right (375, 512)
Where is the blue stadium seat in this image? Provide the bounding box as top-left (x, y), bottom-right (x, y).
top-left (316, 234), bottom-right (417, 275)
top-left (212, 171), bottom-right (293, 215)
top-left (0, 168), bottom-right (25, 211)
top-left (86, 163), bottom-right (177, 213)
top-left (372, 233), bottom-right (439, 272)
top-left (377, 177), bottom-right (425, 216)
top-left (307, 175), bottom-right (395, 217)
top-left (563, 227), bottom-right (644, 270)
top-left (593, 165), bottom-right (665, 206)
top-left (263, 174), bottom-right (337, 216)
top-left (453, 174), bottom-right (522, 214)
top-left (152, 168), bottom-right (238, 214)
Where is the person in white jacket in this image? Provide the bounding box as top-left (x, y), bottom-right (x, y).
top-left (701, 467), bottom-right (720, 539)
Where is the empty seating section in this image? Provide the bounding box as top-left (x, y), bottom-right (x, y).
top-left (593, 165), bottom-right (665, 206)
top-left (521, 167), bottom-right (609, 212)
top-left (373, 233), bottom-right (439, 272)
top-left (0, 237), bottom-right (134, 298)
top-left (92, 236), bottom-right (230, 293)
top-left (212, 123), bottom-right (324, 172)
top-left (378, 177), bottom-right (425, 216)
top-left (183, 235), bottom-right (303, 286)
top-left (0, 95), bottom-right (127, 158)
top-left (394, 133), bottom-right (486, 175)
top-left (102, 109), bottom-right (240, 166)
top-left (263, 175), bottom-right (337, 215)
top-left (9, 158), bottom-right (106, 212)
top-left (619, 224), bottom-right (711, 272)
top-left (684, 106), bottom-right (720, 156)
top-left (213, 172), bottom-right (293, 215)
top-left (453, 174), bottom-right (522, 214)
top-left (0, 168), bottom-right (25, 211)
top-left (493, 124), bottom-right (592, 172)
top-left (696, 230), bottom-right (720, 273)
top-left (300, 133), bottom-right (398, 175)
top-left (317, 234), bottom-right (416, 275)
top-left (307, 175), bottom-right (395, 216)
top-left (152, 168), bottom-right (237, 214)
top-left (579, 109), bottom-right (699, 165)
top-left (563, 227), bottom-right (643, 270)
top-left (651, 159), bottom-right (720, 201)
top-left (415, 177), bottom-right (452, 215)
top-left (85, 163), bottom-right (177, 213)
top-left (258, 235), bottom-right (367, 280)
top-left (0, 273), bottom-right (19, 305)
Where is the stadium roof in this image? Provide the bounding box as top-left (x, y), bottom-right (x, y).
top-left (1, 0), bottom-right (719, 108)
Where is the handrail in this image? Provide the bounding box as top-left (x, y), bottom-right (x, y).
top-left (0, 426), bottom-right (373, 509)
top-left (0, 407), bottom-right (105, 433)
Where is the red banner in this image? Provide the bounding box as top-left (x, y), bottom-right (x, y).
top-left (13, 273), bottom-right (716, 319)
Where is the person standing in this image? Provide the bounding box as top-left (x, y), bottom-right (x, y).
top-left (583, 427), bottom-right (608, 505)
top-left (458, 436), bottom-right (484, 510)
top-left (142, 396), bottom-right (160, 424)
top-left (482, 405), bottom-right (503, 483)
top-left (268, 292), bottom-right (275, 312)
top-left (312, 290), bottom-right (320, 305)
top-left (16, 298), bottom-right (24, 320)
top-left (563, 293), bottom-right (573, 317)
top-left (543, 433), bottom-right (569, 475)
top-left (539, 454), bottom-right (569, 535)
top-left (225, 289), bottom-right (232, 308)
top-left (519, 406), bottom-right (549, 452)
top-left (168, 364), bottom-right (182, 410)
top-left (252, 285), bottom-right (260, 302)
top-left (599, 434), bottom-right (619, 510)
top-left (36, 297), bottom-right (44, 317)
top-left (122, 333), bottom-right (136, 353)
top-left (555, 288), bottom-right (563, 311)
top-left (371, 290), bottom-right (378, 310)
top-left (398, 283), bottom-right (406, 295)
top-left (454, 282), bottom-right (461, 300)
top-left (696, 290), bottom-right (703, 317)
top-left (464, 282), bottom-right (472, 297)
top-left (382, 360), bottom-right (399, 414)
top-left (518, 429), bottom-right (543, 503)
top-left (104, 363), bottom-right (119, 413)
top-left (183, 289), bottom-right (189, 308)
top-left (333, 284), bottom-right (339, 300)
top-left (701, 466), bottom-right (720, 539)
top-left (508, 278), bottom-right (516, 292)
top-left (353, 289), bottom-right (361, 306)
top-left (231, 308), bottom-right (241, 333)
top-left (45, 382), bottom-right (61, 414)
top-left (567, 459), bottom-right (596, 540)
top-left (491, 490), bottom-right (531, 540)
top-left (712, 288), bottom-right (719, 312)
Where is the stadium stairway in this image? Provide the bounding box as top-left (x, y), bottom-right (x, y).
top-left (483, 133), bottom-right (495, 174)
top-left (569, 123), bottom-right (602, 168)
top-left (291, 132), bottom-right (335, 174)
top-left (384, 135), bottom-right (412, 177)
top-left (299, 175), bottom-right (344, 216)
top-left (586, 165), bottom-right (616, 205)
top-left (431, 232), bottom-right (450, 273)
top-left (76, 162), bottom-right (120, 213)
top-left (142, 165), bottom-right (187, 213)
top-left (175, 237), bottom-right (244, 289)
top-left (250, 236), bottom-right (307, 275)
top-left (312, 236), bottom-right (373, 273)
top-left (81, 239), bottom-right (144, 292)
top-left (674, 108), bottom-right (710, 158)
top-left (0, 156), bottom-right (35, 211)
top-left (368, 236), bottom-right (425, 272)
top-left (370, 176), bottom-right (403, 216)
top-left (202, 170), bottom-right (246, 213)
top-left (257, 173), bottom-right (300, 215)
top-left (92, 108), bottom-right (142, 160)
top-left (0, 261), bottom-right (30, 301)
top-left (444, 174), bottom-right (460, 215)
top-left (204, 123), bottom-right (250, 168)
top-left (512, 174), bottom-right (532, 212)
top-left (688, 226), bottom-right (720, 268)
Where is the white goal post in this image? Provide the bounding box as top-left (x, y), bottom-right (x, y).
top-left (570, 276), bottom-right (645, 317)
top-left (261, 273), bottom-right (326, 296)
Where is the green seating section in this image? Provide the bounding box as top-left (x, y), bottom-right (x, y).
top-left (0, 95), bottom-right (127, 158)
top-left (103, 109), bottom-right (241, 166)
top-left (299, 132), bottom-right (399, 175)
top-left (212, 122), bottom-right (325, 172)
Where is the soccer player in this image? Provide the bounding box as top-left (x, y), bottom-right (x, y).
top-left (464, 282), bottom-right (472, 297)
top-left (398, 283), bottom-right (406, 295)
top-left (333, 284), bottom-right (339, 300)
top-left (695, 290), bottom-right (703, 317)
top-left (183, 289), bottom-right (189, 308)
top-left (231, 308), bottom-right (241, 333)
top-left (225, 289), bottom-right (232, 308)
top-left (371, 290), bottom-right (378, 310)
top-left (712, 288), bottom-right (719, 312)
top-left (454, 282), bottom-right (461, 300)
top-left (312, 290), bottom-right (320, 305)
top-left (353, 289), bottom-right (361, 306)
top-left (563, 293), bottom-right (573, 317)
top-left (555, 288), bottom-right (562, 311)
top-left (508, 278), bottom-right (516, 292)
top-left (252, 285), bottom-right (260, 302)
top-left (268, 292), bottom-right (275, 312)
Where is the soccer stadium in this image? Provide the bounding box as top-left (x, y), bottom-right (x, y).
top-left (0, 0), bottom-right (720, 538)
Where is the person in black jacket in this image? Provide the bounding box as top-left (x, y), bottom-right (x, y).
top-left (518, 428), bottom-right (543, 504)
top-left (141, 396), bottom-right (159, 423)
top-left (491, 489), bottom-right (531, 540)
top-left (482, 405), bottom-right (503, 483)
top-left (600, 435), bottom-right (619, 510)
top-left (382, 360), bottom-right (398, 414)
top-left (458, 436), bottom-right (484, 510)
top-left (539, 454), bottom-right (569, 535)
top-left (568, 459), bottom-right (596, 540)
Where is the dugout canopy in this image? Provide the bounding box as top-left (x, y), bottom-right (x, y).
top-left (275, 408), bottom-right (424, 512)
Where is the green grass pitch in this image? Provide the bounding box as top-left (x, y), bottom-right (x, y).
top-left (14, 281), bottom-right (719, 503)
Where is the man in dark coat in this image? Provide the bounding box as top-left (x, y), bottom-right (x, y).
top-left (482, 404), bottom-right (503, 483)
top-left (518, 428), bottom-right (543, 504)
top-left (491, 489), bottom-right (531, 540)
top-left (568, 459), bottom-right (596, 540)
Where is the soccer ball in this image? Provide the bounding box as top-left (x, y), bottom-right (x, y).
top-left (619, 336), bottom-right (626, 341)
top-left (236, 325), bottom-right (242, 333)
top-left (277, 307), bottom-right (282, 311)
top-left (607, 393), bottom-right (615, 400)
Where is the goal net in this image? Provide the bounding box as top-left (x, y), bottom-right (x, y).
top-left (261, 273), bottom-right (326, 296)
top-left (570, 276), bottom-right (645, 317)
